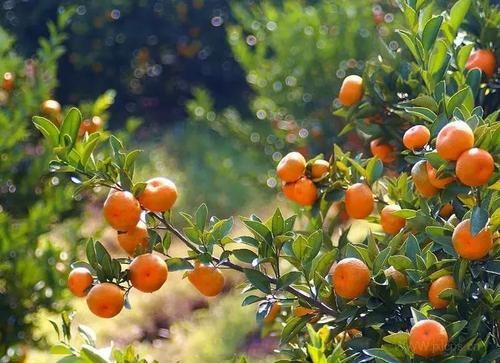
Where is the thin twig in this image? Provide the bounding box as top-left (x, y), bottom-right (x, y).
top-left (152, 213), bottom-right (337, 317)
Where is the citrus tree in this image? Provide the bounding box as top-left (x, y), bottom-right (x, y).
top-left (36, 0), bottom-right (499, 362)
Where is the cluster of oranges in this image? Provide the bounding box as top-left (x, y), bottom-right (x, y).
top-left (68, 177), bottom-right (225, 318)
top-left (276, 151), bottom-right (330, 206)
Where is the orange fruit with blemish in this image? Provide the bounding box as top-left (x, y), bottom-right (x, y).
top-left (345, 183), bottom-right (374, 219)
top-left (129, 253), bottom-right (168, 293)
top-left (138, 177), bottom-right (178, 212)
top-left (332, 258), bottom-right (371, 299)
top-left (409, 320), bottom-right (448, 358)
top-left (68, 267), bottom-right (93, 297)
top-left (436, 121), bottom-right (474, 161)
top-left (103, 189), bottom-right (141, 231)
top-left (452, 219), bottom-right (493, 260)
top-left (86, 283), bottom-right (124, 318)
top-left (338, 75), bottom-right (364, 107)
top-left (384, 266), bottom-right (408, 288)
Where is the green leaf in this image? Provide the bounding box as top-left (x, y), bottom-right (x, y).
top-left (166, 258), bottom-right (193, 271)
top-left (292, 235), bottom-right (308, 261)
top-left (280, 316), bottom-right (309, 344)
top-left (411, 307), bottom-right (427, 322)
top-left (457, 44), bottom-right (474, 69)
top-left (80, 345), bottom-right (110, 363)
top-left (310, 250), bottom-right (337, 286)
top-left (33, 116), bottom-right (60, 146)
top-left (195, 203), bottom-right (208, 231)
top-left (466, 69), bottom-right (481, 97)
top-left (50, 343), bottom-right (72, 355)
top-left (241, 295), bottom-right (263, 306)
top-left (362, 348), bottom-right (399, 363)
top-left (78, 325), bottom-right (96, 347)
top-left (428, 38), bottom-right (448, 72)
top-left (210, 217), bottom-right (234, 242)
top-left (59, 108), bottom-right (82, 149)
top-left (271, 208), bottom-right (285, 236)
top-left (366, 158), bottom-right (383, 185)
top-left (446, 87), bottom-right (473, 117)
top-left (422, 16), bottom-right (443, 53)
top-left (441, 357), bottom-right (473, 363)
top-left (86, 239), bottom-right (98, 270)
top-left (446, 320), bottom-right (467, 342)
top-left (244, 268), bottom-right (271, 294)
top-left (396, 290), bottom-right (427, 304)
top-left (373, 246), bottom-right (391, 273)
top-left (405, 107), bottom-right (437, 123)
top-left (277, 271), bottom-right (302, 290)
top-left (383, 332), bottom-right (409, 346)
top-left (447, 0), bottom-right (472, 34)
top-left (391, 209), bottom-right (417, 219)
top-left (470, 207), bottom-right (488, 236)
top-left (388, 255), bottom-right (414, 270)
top-left (243, 219), bottom-right (272, 243)
top-left (305, 230), bottom-right (323, 262)
top-left (233, 249), bottom-right (258, 264)
top-left (397, 30), bottom-right (420, 63)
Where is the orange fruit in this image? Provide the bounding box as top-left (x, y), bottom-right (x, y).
top-left (403, 125), bottom-right (430, 151)
top-left (426, 162), bottom-right (455, 189)
top-left (409, 320), bottom-right (448, 358)
top-left (380, 205), bottom-right (406, 235)
top-left (370, 138), bottom-right (395, 163)
top-left (129, 253), bottom-right (168, 293)
top-left (332, 258), bottom-right (371, 299)
top-left (67, 267), bottom-right (93, 297)
top-left (411, 160), bottom-right (439, 198)
top-left (2, 72), bottom-right (14, 91)
top-left (293, 306), bottom-right (320, 323)
top-left (282, 181), bottom-right (296, 200)
top-left (292, 177), bottom-right (317, 206)
top-left (79, 116), bottom-right (103, 137)
top-left (138, 177), bottom-right (178, 212)
top-left (276, 152), bottom-right (306, 183)
top-left (428, 275), bottom-right (456, 309)
top-left (41, 99), bottom-right (62, 124)
top-left (345, 183), bottom-right (374, 219)
top-left (452, 219), bottom-right (493, 260)
top-left (384, 266), bottom-right (408, 288)
top-left (436, 121), bottom-right (474, 161)
top-left (117, 220), bottom-right (149, 256)
top-left (439, 203), bottom-right (453, 218)
top-left (311, 159), bottom-right (330, 180)
top-left (455, 148), bottom-right (494, 187)
top-left (263, 303), bottom-right (281, 324)
top-left (86, 283), bottom-right (124, 318)
top-left (465, 49), bottom-right (497, 79)
top-left (187, 262), bottom-right (225, 297)
top-left (103, 190), bottom-right (141, 231)
top-left (338, 75), bottom-right (364, 107)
